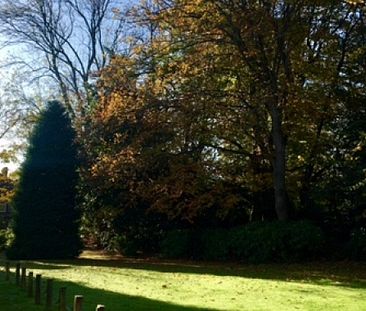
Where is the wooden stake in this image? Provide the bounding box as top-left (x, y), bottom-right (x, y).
top-left (21, 267), bottom-right (26, 289)
top-left (5, 262), bottom-right (10, 281)
top-left (35, 274), bottom-right (41, 305)
top-left (28, 272), bottom-right (34, 297)
top-left (46, 279), bottom-right (53, 310)
top-left (73, 295), bottom-right (83, 311)
top-left (15, 263), bottom-right (20, 286)
top-left (59, 287), bottom-right (67, 311)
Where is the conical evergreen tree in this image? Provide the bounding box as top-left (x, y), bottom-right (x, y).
top-left (7, 101), bottom-right (82, 259)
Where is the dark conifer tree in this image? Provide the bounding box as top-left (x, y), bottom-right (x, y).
top-left (7, 101), bottom-right (82, 259)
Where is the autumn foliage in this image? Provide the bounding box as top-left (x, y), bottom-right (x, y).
top-left (75, 0), bottom-right (366, 256)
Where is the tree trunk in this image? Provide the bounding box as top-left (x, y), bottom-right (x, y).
top-left (300, 167), bottom-right (313, 211)
top-left (271, 105), bottom-right (288, 221)
top-left (300, 119), bottom-right (323, 210)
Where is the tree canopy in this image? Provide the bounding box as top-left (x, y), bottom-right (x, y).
top-left (78, 0), bottom-right (366, 252)
top-left (1, 0), bottom-right (365, 258)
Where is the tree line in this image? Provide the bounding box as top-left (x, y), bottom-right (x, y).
top-left (0, 0), bottom-right (365, 259)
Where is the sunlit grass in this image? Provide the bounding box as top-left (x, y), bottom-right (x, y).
top-left (1, 251), bottom-right (365, 310)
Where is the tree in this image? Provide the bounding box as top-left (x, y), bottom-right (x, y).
top-left (0, 1), bottom-right (132, 186)
top-left (7, 101), bottom-right (81, 259)
top-left (0, 167), bottom-right (15, 229)
top-left (133, 0), bottom-right (366, 221)
top-left (0, 75), bottom-right (45, 159)
top-left (0, 0), bottom-right (128, 116)
top-left (80, 0), bottom-right (366, 251)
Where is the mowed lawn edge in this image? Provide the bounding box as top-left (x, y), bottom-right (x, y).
top-left (1, 251), bottom-right (366, 311)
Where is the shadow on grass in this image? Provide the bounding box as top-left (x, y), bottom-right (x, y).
top-left (2, 251), bottom-right (366, 290)
top-left (53, 255), bottom-right (366, 290)
top-left (0, 271), bottom-right (216, 311)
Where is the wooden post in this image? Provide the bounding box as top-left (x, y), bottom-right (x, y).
top-left (96, 305), bottom-right (105, 311)
top-left (15, 263), bottom-right (20, 286)
top-left (28, 272), bottom-right (34, 297)
top-left (59, 287), bottom-right (67, 311)
top-left (21, 267), bottom-right (26, 289)
top-left (5, 262), bottom-right (10, 281)
top-left (73, 295), bottom-right (83, 311)
top-left (46, 279), bottom-right (53, 310)
top-left (35, 274), bottom-right (42, 305)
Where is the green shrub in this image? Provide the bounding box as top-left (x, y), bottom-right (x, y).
top-left (160, 229), bottom-right (196, 259)
top-left (161, 221), bottom-right (325, 263)
top-left (0, 230), bottom-right (7, 251)
top-left (161, 228), bottom-right (231, 260)
top-left (118, 225), bottom-right (165, 257)
top-left (200, 228), bottom-right (230, 260)
top-left (0, 229), bottom-right (14, 251)
top-left (119, 233), bottom-right (152, 257)
top-left (347, 228), bottom-right (366, 260)
top-left (116, 234), bottom-right (137, 256)
top-left (228, 225), bottom-right (272, 262)
top-left (284, 221), bottom-right (325, 260)
top-left (229, 221), bottom-right (325, 263)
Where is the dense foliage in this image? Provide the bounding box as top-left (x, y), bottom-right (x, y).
top-left (0, 0), bottom-right (364, 261)
top-left (76, 0), bottom-right (366, 259)
top-left (0, 167), bottom-right (14, 229)
top-left (161, 221), bottom-right (325, 263)
top-left (0, 228), bottom-right (13, 251)
top-left (347, 228), bottom-right (366, 260)
top-left (7, 101), bottom-right (82, 259)
top-left (0, 230), bottom-right (7, 251)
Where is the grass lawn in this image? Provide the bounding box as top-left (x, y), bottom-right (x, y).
top-left (1, 251), bottom-right (366, 311)
top-left (0, 276), bottom-right (46, 311)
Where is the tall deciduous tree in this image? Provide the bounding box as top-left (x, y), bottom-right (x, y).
top-left (0, 0), bottom-right (128, 116)
top-left (136, 0), bottom-right (365, 221)
top-left (81, 0), bottom-right (366, 250)
top-left (7, 101), bottom-right (81, 259)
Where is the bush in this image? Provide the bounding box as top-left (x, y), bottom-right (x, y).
top-left (0, 230), bottom-right (7, 251)
top-left (200, 229), bottom-right (230, 260)
top-left (118, 230), bottom-right (161, 257)
top-left (117, 221), bottom-right (166, 256)
top-left (229, 221), bottom-right (325, 263)
top-left (160, 221), bottom-right (325, 263)
top-left (0, 229), bottom-right (14, 251)
top-left (228, 225), bottom-right (272, 262)
top-left (160, 229), bottom-right (196, 259)
top-left (346, 228), bottom-right (366, 260)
